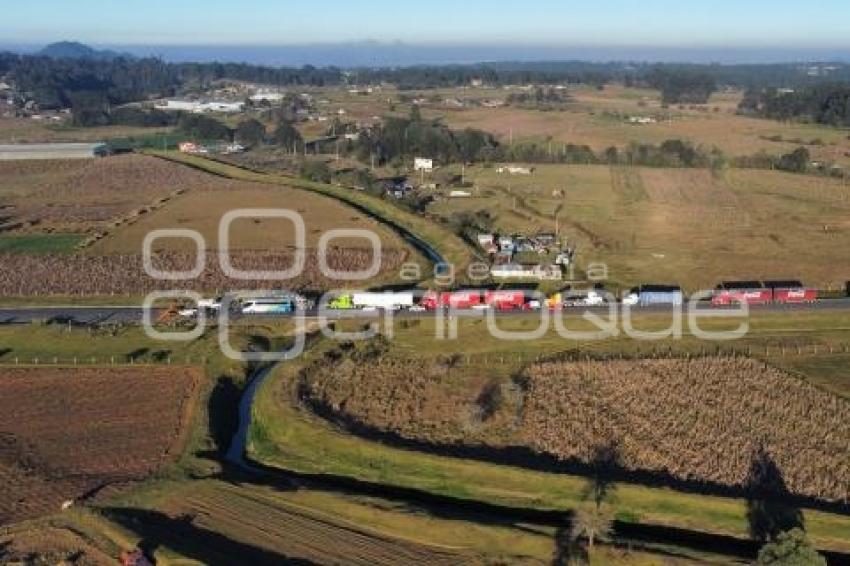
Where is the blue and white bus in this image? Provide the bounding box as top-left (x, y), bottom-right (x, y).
top-left (241, 297), bottom-right (296, 315)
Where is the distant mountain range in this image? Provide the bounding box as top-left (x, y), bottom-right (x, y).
top-left (4, 40), bottom-right (849, 67)
top-left (38, 41), bottom-right (132, 61)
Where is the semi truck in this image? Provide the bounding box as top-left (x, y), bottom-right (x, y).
top-left (329, 292), bottom-right (415, 310)
top-left (622, 285), bottom-right (683, 307)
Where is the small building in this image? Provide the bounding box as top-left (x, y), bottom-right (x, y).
top-left (178, 142), bottom-right (208, 154)
top-left (497, 166), bottom-right (534, 175)
top-left (250, 91), bottom-right (286, 103)
top-left (198, 101), bottom-right (244, 113)
top-left (449, 190), bottom-right (471, 198)
top-left (477, 234), bottom-right (494, 247)
top-left (414, 158), bottom-right (434, 172)
top-left (156, 100), bottom-right (201, 112)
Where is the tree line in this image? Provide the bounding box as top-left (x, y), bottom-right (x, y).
top-left (739, 83), bottom-right (850, 126)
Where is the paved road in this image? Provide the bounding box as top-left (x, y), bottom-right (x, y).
top-left (2, 299), bottom-right (850, 325)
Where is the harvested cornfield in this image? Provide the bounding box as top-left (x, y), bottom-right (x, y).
top-left (300, 353), bottom-right (850, 504)
top-left (0, 367), bottom-right (200, 525)
top-left (0, 155), bottom-right (221, 233)
top-left (0, 248), bottom-right (409, 296)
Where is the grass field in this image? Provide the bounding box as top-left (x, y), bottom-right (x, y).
top-left (0, 117), bottom-right (173, 144)
top-left (428, 163), bottom-right (850, 290)
top-left (424, 85), bottom-right (850, 167)
top-left (248, 311), bottom-right (850, 557)
top-left (0, 233), bottom-right (84, 254)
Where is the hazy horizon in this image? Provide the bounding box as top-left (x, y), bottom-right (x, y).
top-left (4, 40), bottom-right (850, 67)
top-left (4, 0), bottom-right (850, 66)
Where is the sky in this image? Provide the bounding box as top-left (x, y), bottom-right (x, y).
top-left (3, 0), bottom-right (849, 48)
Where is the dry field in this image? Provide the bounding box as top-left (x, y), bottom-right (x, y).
top-left (300, 354), bottom-right (850, 504)
top-left (425, 85), bottom-right (850, 167)
top-left (0, 154), bottom-right (221, 234)
top-left (91, 183), bottom-right (402, 254)
top-left (429, 163), bottom-right (850, 289)
top-left (0, 366), bottom-right (200, 525)
top-left (0, 248), bottom-right (410, 296)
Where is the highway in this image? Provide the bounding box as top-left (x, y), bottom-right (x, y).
top-left (2, 299), bottom-right (850, 326)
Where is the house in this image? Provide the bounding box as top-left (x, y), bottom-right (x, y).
top-left (555, 251), bottom-right (573, 266)
top-left (250, 91), bottom-right (286, 103)
top-left (628, 116), bottom-right (657, 124)
top-left (483, 243), bottom-right (500, 255)
top-left (491, 264), bottom-right (537, 279)
top-left (178, 142), bottom-right (208, 154)
top-left (477, 234), bottom-right (495, 247)
top-left (497, 166), bottom-right (534, 175)
top-left (498, 235), bottom-right (515, 250)
top-left (492, 251), bottom-right (513, 264)
top-left (414, 158), bottom-right (434, 172)
top-left (535, 233), bottom-right (557, 246)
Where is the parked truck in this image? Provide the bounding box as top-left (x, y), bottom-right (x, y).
top-left (329, 292), bottom-right (414, 310)
top-left (622, 285), bottom-right (683, 307)
top-left (484, 290), bottom-right (526, 310)
top-left (422, 290), bottom-right (482, 310)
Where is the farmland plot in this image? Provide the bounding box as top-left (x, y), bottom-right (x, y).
top-left (0, 367), bottom-right (200, 525)
top-left (300, 354), bottom-right (850, 504)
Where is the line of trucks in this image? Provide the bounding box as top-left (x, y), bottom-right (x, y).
top-left (187, 280), bottom-right (824, 316)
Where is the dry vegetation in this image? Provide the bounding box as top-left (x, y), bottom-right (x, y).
top-left (300, 352), bottom-right (850, 504)
top-left (429, 163), bottom-right (850, 289)
top-left (0, 155), bottom-right (218, 235)
top-left (0, 367), bottom-right (200, 525)
top-left (426, 85), bottom-right (850, 167)
top-left (0, 248), bottom-right (409, 296)
top-left (90, 183), bottom-right (402, 254)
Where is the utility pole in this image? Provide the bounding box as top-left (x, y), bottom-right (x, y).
top-left (461, 163), bottom-right (466, 185)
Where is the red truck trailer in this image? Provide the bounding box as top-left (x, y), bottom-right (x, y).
top-left (484, 290), bottom-right (526, 310)
top-left (764, 281), bottom-right (818, 304)
top-left (712, 281), bottom-right (772, 306)
top-left (422, 290), bottom-right (483, 310)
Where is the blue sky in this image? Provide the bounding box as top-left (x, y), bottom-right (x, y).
top-left (2, 0), bottom-right (849, 47)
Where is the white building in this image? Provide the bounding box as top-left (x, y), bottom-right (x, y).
top-left (497, 166), bottom-right (534, 175)
top-left (156, 100), bottom-right (200, 112)
top-left (449, 190), bottom-right (471, 198)
top-left (414, 158), bottom-right (434, 172)
top-left (250, 91), bottom-right (286, 103)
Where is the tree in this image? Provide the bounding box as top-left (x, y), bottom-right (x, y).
top-left (571, 440), bottom-right (621, 552)
top-left (777, 147), bottom-right (810, 173)
top-left (271, 120), bottom-right (303, 150)
top-left (757, 529), bottom-right (826, 565)
top-left (234, 119), bottom-right (266, 147)
top-left (177, 114), bottom-right (231, 141)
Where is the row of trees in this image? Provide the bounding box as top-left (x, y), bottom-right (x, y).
top-left (739, 84), bottom-right (850, 126)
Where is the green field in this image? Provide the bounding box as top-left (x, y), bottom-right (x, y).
top-left (0, 233), bottom-right (84, 254)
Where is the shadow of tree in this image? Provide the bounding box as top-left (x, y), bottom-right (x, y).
top-left (745, 444), bottom-right (804, 542)
top-left (104, 507), bottom-right (312, 565)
